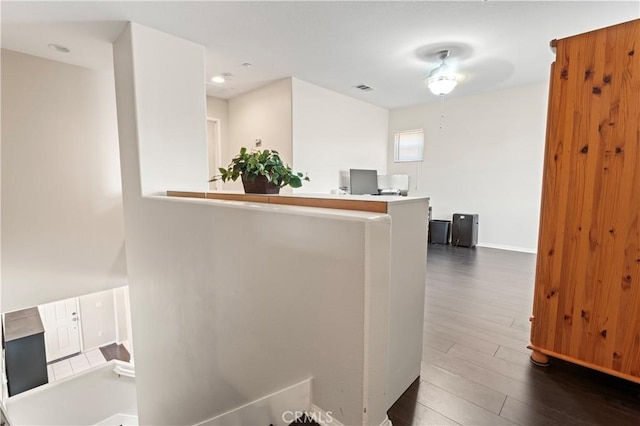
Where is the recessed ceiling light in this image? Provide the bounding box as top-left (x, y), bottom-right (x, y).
top-left (48, 43), bottom-right (70, 53)
top-left (211, 76), bottom-right (225, 83)
top-left (242, 63), bottom-right (252, 68)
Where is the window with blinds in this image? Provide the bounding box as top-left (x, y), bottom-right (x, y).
top-left (394, 129), bottom-right (424, 162)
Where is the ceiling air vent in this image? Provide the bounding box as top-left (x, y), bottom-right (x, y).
top-left (354, 84), bottom-right (374, 92)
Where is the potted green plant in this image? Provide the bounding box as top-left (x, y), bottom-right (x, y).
top-left (210, 147), bottom-right (309, 194)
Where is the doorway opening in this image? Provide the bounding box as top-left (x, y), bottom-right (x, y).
top-left (207, 117), bottom-right (222, 190)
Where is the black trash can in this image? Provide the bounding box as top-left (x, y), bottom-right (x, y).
top-left (429, 220), bottom-right (451, 245)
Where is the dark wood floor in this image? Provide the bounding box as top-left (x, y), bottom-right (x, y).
top-left (388, 244), bottom-right (640, 426)
top-left (99, 342), bottom-right (131, 363)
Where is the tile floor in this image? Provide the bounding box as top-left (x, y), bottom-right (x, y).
top-left (47, 349), bottom-right (107, 382)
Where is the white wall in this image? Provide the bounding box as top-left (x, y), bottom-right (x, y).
top-left (226, 78), bottom-right (293, 192)
top-left (79, 289), bottom-right (117, 350)
top-left (0, 31), bottom-right (4, 416)
top-left (292, 78), bottom-right (389, 193)
top-left (387, 83), bottom-right (548, 252)
top-left (217, 77), bottom-right (389, 195)
top-left (113, 23), bottom-right (390, 426)
top-left (114, 286), bottom-right (129, 343)
top-left (132, 38), bottom-right (208, 196)
top-left (1, 49), bottom-right (126, 312)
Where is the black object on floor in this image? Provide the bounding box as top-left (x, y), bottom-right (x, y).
top-left (289, 414), bottom-right (320, 425)
top-left (99, 343), bottom-right (131, 363)
top-left (428, 220), bottom-right (451, 245)
top-left (451, 213), bottom-right (478, 247)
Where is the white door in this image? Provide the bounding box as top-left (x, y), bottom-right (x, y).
top-left (38, 298), bottom-right (81, 362)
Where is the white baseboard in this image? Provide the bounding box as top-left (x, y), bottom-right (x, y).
top-left (119, 340), bottom-right (131, 352)
top-left (83, 340), bottom-right (118, 354)
top-left (379, 416), bottom-right (393, 426)
top-left (476, 242), bottom-right (537, 254)
top-left (197, 378), bottom-right (311, 426)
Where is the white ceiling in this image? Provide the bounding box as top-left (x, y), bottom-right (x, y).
top-left (2, 1), bottom-right (639, 109)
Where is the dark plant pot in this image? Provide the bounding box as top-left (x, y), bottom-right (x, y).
top-left (241, 174), bottom-right (280, 194)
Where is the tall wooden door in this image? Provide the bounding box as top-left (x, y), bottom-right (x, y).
top-left (530, 18), bottom-right (640, 382)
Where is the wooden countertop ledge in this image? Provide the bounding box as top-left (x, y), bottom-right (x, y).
top-left (166, 191), bottom-right (428, 214)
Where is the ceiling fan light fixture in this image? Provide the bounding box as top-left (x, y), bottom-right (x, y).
top-left (427, 72), bottom-right (457, 96)
top-left (426, 50), bottom-right (458, 96)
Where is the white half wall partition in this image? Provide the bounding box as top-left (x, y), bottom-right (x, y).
top-left (113, 22), bottom-right (398, 426)
top-left (292, 78), bottom-right (389, 194)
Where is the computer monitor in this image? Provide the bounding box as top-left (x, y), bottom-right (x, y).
top-left (349, 169), bottom-right (379, 195)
